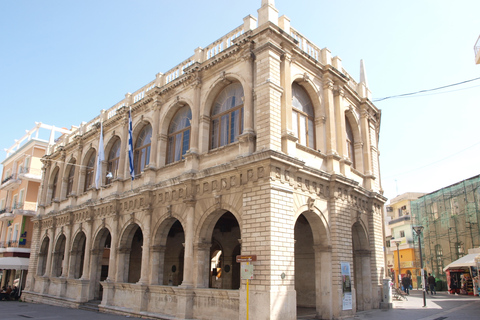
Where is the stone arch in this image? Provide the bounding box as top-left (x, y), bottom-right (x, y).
top-left (63, 157), bottom-right (77, 198)
top-left (52, 233), bottom-right (66, 277)
top-left (37, 236), bottom-right (50, 276)
top-left (80, 148), bottom-right (96, 192)
top-left (345, 108), bottom-right (363, 171)
top-left (199, 73), bottom-right (248, 153)
top-left (293, 203), bottom-right (332, 319)
top-left (150, 213), bottom-right (186, 286)
top-left (69, 230), bottom-right (87, 279)
top-left (47, 166), bottom-right (60, 203)
top-left (104, 135), bottom-right (121, 183)
top-left (194, 204), bottom-right (242, 289)
top-left (117, 222), bottom-right (143, 283)
top-left (352, 220), bottom-right (372, 312)
top-left (90, 226), bottom-right (112, 299)
top-left (201, 73), bottom-right (248, 118)
top-left (292, 74), bottom-right (325, 152)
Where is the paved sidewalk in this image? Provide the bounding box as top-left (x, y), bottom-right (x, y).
top-left (347, 289), bottom-right (480, 320)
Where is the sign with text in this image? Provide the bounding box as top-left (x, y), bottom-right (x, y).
top-left (241, 264), bottom-right (254, 280)
top-left (236, 255), bottom-right (257, 263)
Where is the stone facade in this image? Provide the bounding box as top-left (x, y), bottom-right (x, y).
top-left (23, 1), bottom-right (387, 319)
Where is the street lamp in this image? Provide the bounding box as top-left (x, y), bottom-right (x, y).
top-left (413, 225), bottom-right (426, 308)
top-left (391, 239), bottom-right (401, 288)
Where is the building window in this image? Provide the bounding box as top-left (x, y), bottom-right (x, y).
top-left (345, 117), bottom-right (356, 168)
top-left (51, 170), bottom-right (58, 201)
top-left (167, 106), bottom-right (192, 164)
top-left (18, 189), bottom-right (24, 208)
top-left (292, 83), bottom-right (315, 148)
top-left (12, 194), bottom-right (18, 209)
top-left (210, 82), bottom-right (244, 149)
top-left (134, 124), bottom-right (152, 174)
top-left (399, 230), bottom-right (405, 238)
top-left (84, 153), bottom-right (96, 192)
top-left (107, 138), bottom-right (121, 184)
top-left (66, 161), bottom-right (76, 196)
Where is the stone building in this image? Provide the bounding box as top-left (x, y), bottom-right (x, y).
top-left (23, 1), bottom-right (386, 319)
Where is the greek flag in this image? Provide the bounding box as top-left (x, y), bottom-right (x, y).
top-left (95, 122), bottom-right (104, 189)
top-left (128, 108), bottom-right (135, 180)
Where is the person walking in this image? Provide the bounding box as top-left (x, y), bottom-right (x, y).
top-left (428, 273), bottom-right (436, 295)
top-left (401, 275), bottom-right (411, 295)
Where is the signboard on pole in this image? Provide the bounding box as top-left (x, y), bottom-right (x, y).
top-left (341, 262), bottom-right (352, 310)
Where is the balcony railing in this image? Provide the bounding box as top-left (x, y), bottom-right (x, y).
top-left (0, 239), bottom-right (31, 249)
top-left (388, 215), bottom-right (411, 225)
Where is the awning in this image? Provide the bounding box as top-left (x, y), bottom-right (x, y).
top-left (0, 257), bottom-right (30, 270)
top-left (443, 253), bottom-right (480, 271)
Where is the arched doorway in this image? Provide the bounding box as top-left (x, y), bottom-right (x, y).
top-left (70, 231), bottom-right (86, 279)
top-left (294, 214), bottom-right (315, 307)
top-left (294, 210), bottom-right (331, 319)
top-left (352, 221), bottom-right (372, 311)
top-left (37, 237), bottom-right (50, 276)
top-left (91, 228), bottom-right (111, 300)
top-left (163, 220), bottom-right (185, 286)
top-left (128, 226), bottom-right (143, 283)
top-left (52, 234), bottom-right (66, 277)
top-left (209, 212), bottom-right (240, 289)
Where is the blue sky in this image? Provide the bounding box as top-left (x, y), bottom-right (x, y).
top-left (1, 0), bottom-right (479, 202)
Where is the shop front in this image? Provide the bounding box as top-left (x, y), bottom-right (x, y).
top-left (443, 253), bottom-right (480, 296)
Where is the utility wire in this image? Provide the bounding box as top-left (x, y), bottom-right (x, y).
top-left (374, 77), bottom-right (480, 102)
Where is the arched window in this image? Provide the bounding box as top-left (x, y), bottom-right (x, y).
top-left (134, 124), bottom-right (152, 174)
top-left (167, 106), bottom-right (192, 164)
top-left (292, 83), bottom-right (315, 148)
top-left (66, 161), bottom-right (76, 196)
top-left (51, 169), bottom-right (59, 201)
top-left (107, 138), bottom-right (121, 184)
top-left (84, 153), bottom-right (95, 192)
top-left (345, 117), bottom-right (356, 168)
top-left (210, 82), bottom-right (244, 149)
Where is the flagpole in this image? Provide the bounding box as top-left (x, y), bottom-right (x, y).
top-left (128, 107), bottom-right (135, 190)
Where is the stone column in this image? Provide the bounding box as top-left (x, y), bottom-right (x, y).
top-left (181, 199), bottom-right (195, 287)
top-left (314, 244), bottom-right (333, 319)
top-left (193, 242), bottom-right (211, 288)
top-left (117, 116), bottom-right (128, 180)
top-left (334, 86), bottom-right (347, 175)
top-left (323, 76), bottom-right (337, 173)
top-left (107, 212), bottom-right (120, 281)
top-left (149, 100), bottom-right (161, 168)
top-left (137, 208), bottom-right (152, 284)
top-left (55, 151), bottom-right (66, 201)
top-left (45, 225), bottom-right (56, 277)
top-left (280, 52), bottom-right (296, 155)
top-left (80, 213), bottom-right (94, 280)
top-left (238, 51), bottom-right (256, 156)
top-left (149, 245), bottom-right (166, 285)
top-left (61, 218), bottom-right (73, 277)
top-left (360, 105), bottom-right (373, 188)
top-left (71, 143), bottom-right (83, 196)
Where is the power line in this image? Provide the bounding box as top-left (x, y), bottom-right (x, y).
top-left (374, 77), bottom-right (480, 102)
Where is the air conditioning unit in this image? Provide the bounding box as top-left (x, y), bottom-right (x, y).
top-left (401, 205), bottom-right (407, 210)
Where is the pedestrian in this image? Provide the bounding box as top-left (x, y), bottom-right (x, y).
top-left (401, 275), bottom-right (411, 295)
top-left (427, 273), bottom-right (436, 295)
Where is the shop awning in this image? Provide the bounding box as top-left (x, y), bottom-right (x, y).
top-left (0, 257), bottom-right (30, 270)
top-left (443, 253), bottom-right (480, 271)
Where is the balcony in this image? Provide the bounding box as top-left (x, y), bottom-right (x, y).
top-left (476, 35), bottom-right (480, 64)
top-left (0, 173), bottom-right (21, 190)
top-left (388, 214), bottom-right (411, 225)
top-left (0, 239), bottom-right (32, 253)
top-left (17, 167), bottom-right (42, 182)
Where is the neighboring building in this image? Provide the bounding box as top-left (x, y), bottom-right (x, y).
top-left (411, 175), bottom-right (480, 285)
top-left (0, 123), bottom-right (71, 292)
top-left (23, 1), bottom-right (386, 319)
top-left (385, 192), bottom-right (425, 288)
